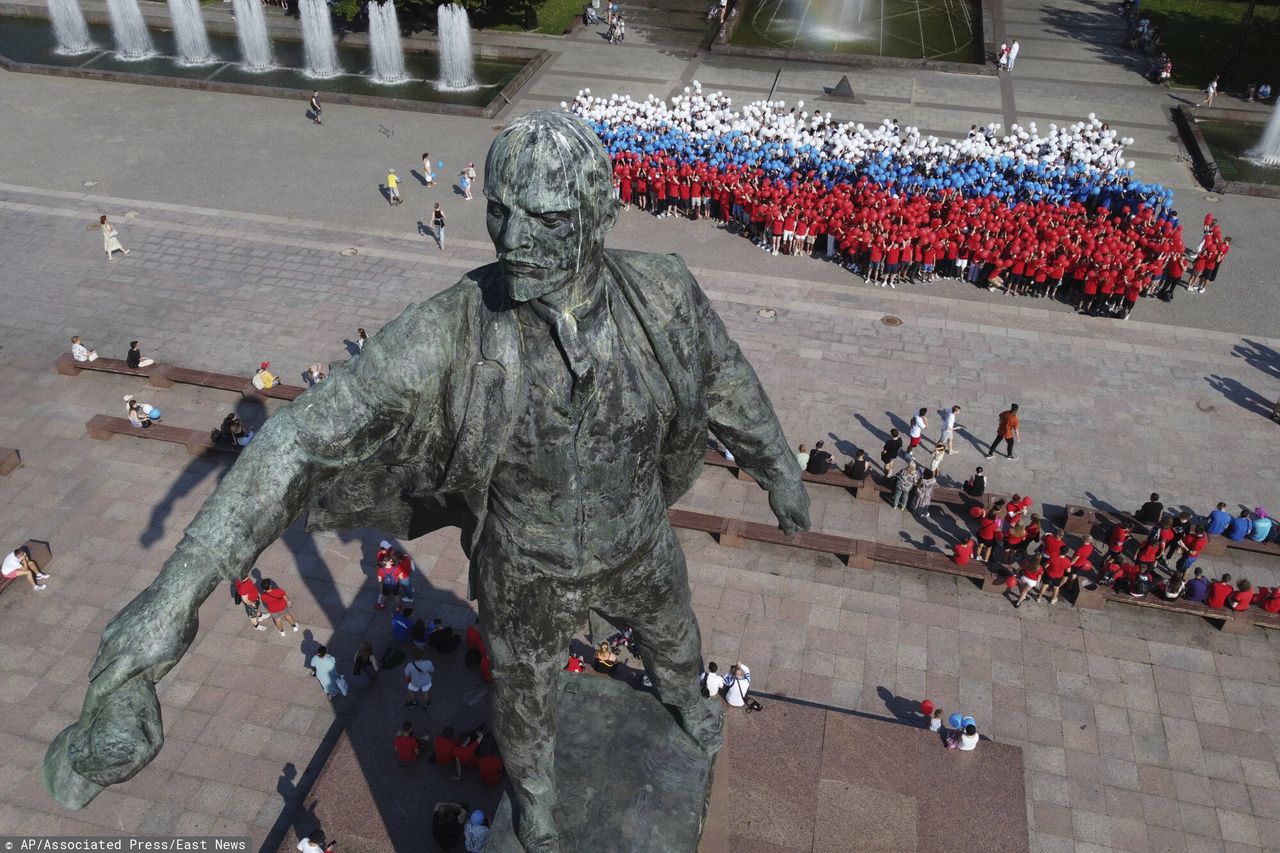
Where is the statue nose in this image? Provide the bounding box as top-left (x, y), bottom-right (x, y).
top-left (501, 214), bottom-right (529, 251)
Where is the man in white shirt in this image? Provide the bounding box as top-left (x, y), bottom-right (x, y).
top-left (908, 407), bottom-right (928, 455)
top-left (295, 830), bottom-right (334, 853)
top-left (939, 405), bottom-right (961, 454)
top-left (722, 662), bottom-right (750, 707)
top-left (701, 661), bottom-right (725, 698)
top-left (70, 336), bottom-right (97, 362)
top-left (1007, 39), bottom-right (1020, 71)
top-left (2, 546), bottom-right (48, 591)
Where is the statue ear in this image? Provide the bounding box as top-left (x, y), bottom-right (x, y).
top-left (597, 198), bottom-right (621, 237)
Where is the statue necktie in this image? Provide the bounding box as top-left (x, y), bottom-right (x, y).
top-left (552, 309), bottom-right (596, 402)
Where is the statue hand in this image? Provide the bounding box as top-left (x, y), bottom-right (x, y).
top-left (769, 480), bottom-right (812, 536)
top-left (45, 581), bottom-right (199, 808)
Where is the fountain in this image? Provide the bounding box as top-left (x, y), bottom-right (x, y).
top-left (367, 0), bottom-right (408, 84)
top-left (45, 0), bottom-right (93, 54)
top-left (1246, 107), bottom-right (1280, 167)
top-left (166, 0), bottom-right (215, 65)
top-left (299, 0), bottom-right (341, 78)
top-left (230, 0), bottom-right (273, 70)
top-left (104, 0), bottom-right (155, 58)
top-left (437, 3), bottom-right (475, 90)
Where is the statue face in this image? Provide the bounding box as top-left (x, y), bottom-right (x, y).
top-left (484, 114), bottom-right (617, 303)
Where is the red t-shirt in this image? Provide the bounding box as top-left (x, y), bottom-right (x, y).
top-left (454, 739), bottom-right (481, 769)
top-left (1071, 543), bottom-right (1095, 568)
top-left (466, 624), bottom-right (485, 652)
top-left (1205, 582), bottom-right (1233, 609)
top-left (395, 556), bottom-right (413, 583)
top-left (1021, 565), bottom-right (1043, 582)
top-left (1042, 534), bottom-right (1064, 558)
top-left (1046, 555), bottom-right (1071, 579)
top-left (978, 518), bottom-right (999, 542)
top-left (1182, 534), bottom-right (1207, 557)
top-left (1229, 589), bottom-right (1254, 611)
top-left (393, 735), bottom-right (419, 763)
top-left (952, 541), bottom-right (974, 565)
top-left (235, 578), bottom-right (259, 604)
top-left (1136, 543), bottom-right (1159, 564)
top-left (477, 755), bottom-right (505, 787)
top-left (1262, 590), bottom-right (1280, 614)
top-left (434, 735), bottom-right (458, 765)
top-left (261, 588), bottom-right (288, 614)
top-left (1108, 526), bottom-right (1129, 552)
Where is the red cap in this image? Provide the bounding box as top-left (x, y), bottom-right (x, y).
top-left (260, 362), bottom-right (270, 369)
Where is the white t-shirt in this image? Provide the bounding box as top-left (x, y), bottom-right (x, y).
top-left (1008, 42), bottom-right (1020, 61)
top-left (404, 659), bottom-right (434, 690)
top-left (1, 551), bottom-right (23, 577)
top-left (795, 451), bottom-right (809, 470)
top-left (296, 840), bottom-right (326, 853)
top-left (702, 670), bottom-right (725, 698)
top-left (959, 731), bottom-right (979, 751)
top-left (909, 415), bottom-right (925, 438)
top-left (942, 410), bottom-right (957, 434)
top-left (723, 665), bottom-right (750, 707)
top-left (464, 823), bottom-right (489, 853)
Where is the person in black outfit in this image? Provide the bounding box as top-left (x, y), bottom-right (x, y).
top-left (963, 466), bottom-right (987, 497)
top-left (126, 340), bottom-right (154, 369)
top-left (432, 801), bottom-right (469, 850)
top-left (843, 449), bottom-right (869, 480)
top-left (1135, 493), bottom-right (1163, 525)
top-left (806, 440), bottom-right (833, 474)
top-left (881, 428), bottom-right (904, 477)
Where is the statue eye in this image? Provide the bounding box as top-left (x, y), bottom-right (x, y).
top-left (487, 201), bottom-right (506, 218)
top-left (540, 213), bottom-right (569, 228)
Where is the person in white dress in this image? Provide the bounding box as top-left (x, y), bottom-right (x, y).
top-left (100, 215), bottom-right (129, 260)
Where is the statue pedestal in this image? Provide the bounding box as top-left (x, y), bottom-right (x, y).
top-left (486, 671), bottom-right (720, 852)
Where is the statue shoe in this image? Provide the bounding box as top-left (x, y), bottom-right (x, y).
top-left (516, 806), bottom-right (566, 853)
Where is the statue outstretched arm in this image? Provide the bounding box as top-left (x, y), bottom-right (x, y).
top-left (691, 276), bottom-right (811, 535)
top-left (45, 303), bottom-right (448, 808)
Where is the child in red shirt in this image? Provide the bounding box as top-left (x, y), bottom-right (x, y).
top-left (393, 722), bottom-right (421, 764)
top-left (1013, 558), bottom-right (1044, 608)
top-left (434, 726), bottom-right (459, 766)
top-left (951, 535), bottom-right (975, 566)
top-left (1228, 579), bottom-right (1254, 611)
top-left (1205, 575), bottom-right (1234, 609)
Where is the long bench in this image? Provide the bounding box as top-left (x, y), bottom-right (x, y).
top-left (1060, 503), bottom-right (1280, 559)
top-left (702, 449), bottom-right (869, 495)
top-left (86, 415), bottom-right (240, 458)
top-left (667, 507), bottom-right (871, 568)
top-left (870, 542), bottom-right (987, 587)
top-left (57, 353), bottom-right (305, 401)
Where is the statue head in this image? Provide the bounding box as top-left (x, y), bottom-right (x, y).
top-left (484, 110), bottom-right (620, 303)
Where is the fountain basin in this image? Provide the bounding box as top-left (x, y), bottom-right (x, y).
top-left (716, 0), bottom-right (991, 73)
top-left (1173, 105), bottom-right (1280, 199)
top-left (0, 6), bottom-right (546, 117)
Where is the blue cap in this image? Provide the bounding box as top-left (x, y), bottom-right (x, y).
top-left (470, 810), bottom-right (485, 826)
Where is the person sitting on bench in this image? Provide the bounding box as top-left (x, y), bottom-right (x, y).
top-left (70, 335), bottom-right (98, 362)
top-left (126, 340), bottom-right (155, 369)
top-left (125, 397), bottom-right (153, 429)
top-left (220, 413), bottom-right (253, 446)
top-left (805, 440), bottom-right (833, 474)
top-left (2, 545), bottom-right (49, 591)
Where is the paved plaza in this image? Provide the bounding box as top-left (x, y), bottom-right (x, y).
top-left (1, 0), bottom-right (1280, 851)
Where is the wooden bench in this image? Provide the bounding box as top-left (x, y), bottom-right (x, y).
top-left (57, 353), bottom-right (306, 401)
top-left (1224, 536), bottom-right (1280, 559)
top-left (870, 542), bottom-right (986, 586)
top-left (1062, 503), bottom-right (1234, 557)
top-left (701, 449), bottom-right (869, 495)
top-left (668, 508), bottom-right (732, 538)
top-left (56, 352), bottom-right (173, 386)
top-left (86, 415), bottom-right (240, 458)
top-left (0, 447), bottom-right (20, 476)
top-left (1, 538), bottom-right (51, 596)
top-left (668, 507), bottom-right (872, 568)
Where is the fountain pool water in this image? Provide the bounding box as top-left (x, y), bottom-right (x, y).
top-left (166, 0), bottom-right (215, 65)
top-left (367, 0), bottom-right (408, 84)
top-left (46, 0), bottom-right (93, 54)
top-left (1246, 107), bottom-right (1280, 168)
top-left (299, 0), bottom-right (340, 77)
top-left (104, 0), bottom-right (155, 59)
top-left (230, 0), bottom-right (273, 70)
top-left (437, 3), bottom-right (475, 90)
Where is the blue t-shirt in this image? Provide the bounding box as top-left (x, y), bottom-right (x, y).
top-left (1248, 517), bottom-right (1273, 542)
top-left (1225, 517), bottom-right (1252, 541)
top-left (1206, 509), bottom-right (1232, 535)
top-left (1185, 577), bottom-right (1209, 603)
top-left (392, 613), bottom-right (413, 644)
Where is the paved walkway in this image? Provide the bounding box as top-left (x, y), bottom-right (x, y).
top-left (1, 1), bottom-right (1279, 852)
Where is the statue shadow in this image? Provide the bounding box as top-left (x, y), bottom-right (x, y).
top-left (140, 397), bottom-right (268, 548)
top-left (876, 686), bottom-right (929, 728)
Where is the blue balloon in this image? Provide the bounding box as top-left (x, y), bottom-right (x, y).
top-left (948, 713), bottom-right (963, 729)
top-left (437, 161), bottom-right (445, 169)
top-left (147, 408), bottom-right (161, 420)
top-left (962, 715), bottom-right (976, 728)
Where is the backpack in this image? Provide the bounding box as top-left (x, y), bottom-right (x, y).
top-left (380, 647), bottom-right (406, 669)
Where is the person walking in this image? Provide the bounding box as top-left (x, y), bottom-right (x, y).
top-left (939, 405), bottom-right (961, 455)
top-left (881, 428), bottom-right (904, 477)
top-left (907, 407), bottom-right (929, 456)
top-left (260, 578), bottom-right (300, 636)
top-left (459, 170), bottom-right (473, 201)
top-left (422, 153), bottom-right (436, 188)
top-left (309, 91), bottom-right (322, 125)
top-left (310, 645), bottom-right (342, 698)
top-left (985, 403), bottom-right (1020, 460)
top-left (404, 648), bottom-right (435, 709)
top-left (432, 203), bottom-right (446, 249)
top-left (927, 442), bottom-right (947, 476)
top-left (1198, 75), bottom-right (1219, 108)
top-left (387, 168), bottom-right (402, 206)
top-left (233, 574), bottom-right (265, 630)
top-left (100, 215), bottom-right (129, 260)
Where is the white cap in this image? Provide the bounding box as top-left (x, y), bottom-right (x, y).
top-left (379, 540), bottom-right (392, 548)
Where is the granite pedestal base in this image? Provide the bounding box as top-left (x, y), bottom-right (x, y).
top-left (485, 671), bottom-right (719, 853)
